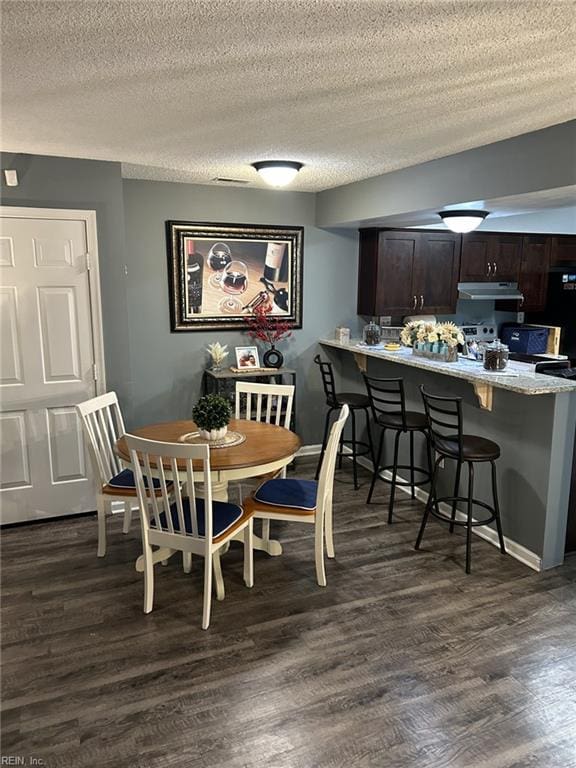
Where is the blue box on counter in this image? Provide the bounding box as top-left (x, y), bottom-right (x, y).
top-left (501, 325), bottom-right (549, 355)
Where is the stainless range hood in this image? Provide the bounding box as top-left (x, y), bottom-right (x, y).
top-left (458, 282), bottom-right (524, 301)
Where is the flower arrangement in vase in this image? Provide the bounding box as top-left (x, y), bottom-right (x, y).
top-left (192, 394), bottom-right (231, 442)
top-left (400, 320), bottom-right (464, 362)
top-left (246, 304), bottom-right (293, 368)
top-left (206, 341), bottom-right (229, 371)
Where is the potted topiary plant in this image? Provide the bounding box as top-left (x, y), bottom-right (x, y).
top-left (192, 394), bottom-right (231, 442)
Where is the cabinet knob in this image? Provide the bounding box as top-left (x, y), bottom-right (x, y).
top-left (419, 295), bottom-right (424, 310)
top-left (487, 262), bottom-right (492, 277)
top-left (412, 295), bottom-right (417, 309)
top-left (493, 261), bottom-right (497, 276)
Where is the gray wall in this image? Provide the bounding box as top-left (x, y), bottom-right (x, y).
top-left (122, 179), bottom-right (360, 442)
top-left (316, 121), bottom-right (576, 227)
top-left (0, 153), bottom-right (134, 419)
top-left (0, 155), bottom-right (360, 443)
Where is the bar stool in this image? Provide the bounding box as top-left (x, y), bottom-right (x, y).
top-left (363, 374), bottom-right (432, 523)
top-left (314, 354), bottom-right (374, 489)
top-left (415, 387), bottom-right (506, 574)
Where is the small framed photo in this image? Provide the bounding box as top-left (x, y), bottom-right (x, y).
top-left (235, 346), bottom-right (260, 369)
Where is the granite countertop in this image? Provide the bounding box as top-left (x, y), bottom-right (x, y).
top-left (320, 339), bottom-right (576, 396)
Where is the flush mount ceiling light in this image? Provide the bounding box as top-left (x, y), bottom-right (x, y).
top-left (252, 160), bottom-right (303, 187)
top-left (438, 209), bottom-right (490, 233)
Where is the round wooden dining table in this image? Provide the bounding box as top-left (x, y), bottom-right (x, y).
top-left (115, 418), bottom-right (301, 557)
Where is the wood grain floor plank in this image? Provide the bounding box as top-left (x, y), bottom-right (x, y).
top-left (1, 458), bottom-right (575, 768)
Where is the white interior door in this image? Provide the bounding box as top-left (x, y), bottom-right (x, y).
top-left (0, 209), bottom-right (104, 524)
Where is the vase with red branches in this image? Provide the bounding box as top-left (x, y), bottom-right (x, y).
top-left (246, 304), bottom-right (293, 368)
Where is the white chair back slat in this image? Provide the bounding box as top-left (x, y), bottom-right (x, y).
top-left (235, 382), bottom-right (295, 430)
top-left (265, 395), bottom-right (273, 424)
top-left (83, 413), bottom-right (107, 482)
top-left (105, 405), bottom-right (123, 475)
top-left (317, 405), bottom-right (349, 517)
top-left (156, 457), bottom-right (173, 531)
top-left (125, 435), bottom-right (212, 545)
top-left (91, 411), bottom-right (113, 479)
top-left (185, 459), bottom-right (199, 538)
top-left (255, 392), bottom-right (263, 422)
top-left (76, 392), bottom-right (127, 485)
top-left (144, 452), bottom-right (166, 530)
top-left (95, 407), bottom-right (118, 477)
top-left (168, 457), bottom-right (186, 535)
top-left (201, 453), bottom-right (213, 544)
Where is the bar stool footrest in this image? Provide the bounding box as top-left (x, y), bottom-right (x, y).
top-left (428, 496), bottom-right (496, 527)
top-left (339, 439), bottom-right (372, 458)
top-left (375, 464), bottom-right (431, 487)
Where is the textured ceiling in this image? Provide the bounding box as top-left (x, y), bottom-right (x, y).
top-left (1, 0), bottom-right (575, 192)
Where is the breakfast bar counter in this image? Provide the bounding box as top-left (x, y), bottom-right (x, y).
top-left (320, 338), bottom-right (576, 571)
top-left (321, 339), bottom-right (576, 406)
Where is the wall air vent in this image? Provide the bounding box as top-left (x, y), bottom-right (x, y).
top-left (211, 177), bottom-right (250, 185)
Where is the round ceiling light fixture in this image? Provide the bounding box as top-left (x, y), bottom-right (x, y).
top-left (252, 160), bottom-right (303, 188)
top-left (438, 209), bottom-right (490, 233)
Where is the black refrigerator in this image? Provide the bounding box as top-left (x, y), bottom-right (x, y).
top-left (527, 269), bottom-right (576, 363)
top-left (527, 267), bottom-right (576, 554)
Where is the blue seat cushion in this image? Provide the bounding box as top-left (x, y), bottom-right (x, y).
top-left (107, 468), bottom-right (162, 490)
top-left (254, 478), bottom-right (318, 511)
top-left (151, 497), bottom-right (243, 539)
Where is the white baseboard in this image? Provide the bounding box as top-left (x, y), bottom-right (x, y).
top-left (299, 443), bottom-right (542, 572)
top-left (297, 444), bottom-right (323, 457)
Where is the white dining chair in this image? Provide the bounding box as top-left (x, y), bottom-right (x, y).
top-left (77, 392), bottom-right (155, 557)
top-left (244, 404), bottom-right (349, 586)
top-left (234, 380), bottom-right (295, 544)
top-left (125, 434), bottom-right (254, 629)
top-left (235, 380), bottom-right (295, 429)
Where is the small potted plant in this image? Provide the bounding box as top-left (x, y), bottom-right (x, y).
top-left (192, 394), bottom-right (231, 442)
top-left (206, 341), bottom-right (229, 371)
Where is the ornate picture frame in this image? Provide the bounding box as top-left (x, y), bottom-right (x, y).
top-left (166, 221), bottom-right (303, 331)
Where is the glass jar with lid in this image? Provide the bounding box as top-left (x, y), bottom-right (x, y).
top-left (363, 319), bottom-right (381, 346)
top-left (483, 338), bottom-right (509, 371)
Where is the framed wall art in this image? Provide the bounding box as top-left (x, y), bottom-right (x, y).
top-left (166, 221), bottom-right (304, 331)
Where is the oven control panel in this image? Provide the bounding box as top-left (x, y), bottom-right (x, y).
top-left (461, 324), bottom-right (497, 342)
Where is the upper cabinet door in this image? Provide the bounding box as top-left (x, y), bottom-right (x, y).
top-left (460, 233), bottom-right (491, 281)
top-left (413, 232), bottom-right (461, 313)
top-left (373, 232), bottom-right (418, 315)
top-left (490, 235), bottom-right (522, 281)
top-left (550, 235), bottom-right (576, 265)
top-left (518, 236), bottom-right (551, 312)
top-left (461, 233), bottom-right (522, 282)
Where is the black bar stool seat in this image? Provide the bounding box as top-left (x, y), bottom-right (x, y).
top-left (334, 392), bottom-right (372, 408)
top-left (415, 387), bottom-right (506, 574)
top-left (377, 410), bottom-right (428, 431)
top-left (314, 354), bottom-right (374, 490)
top-left (435, 435), bottom-right (500, 461)
top-left (363, 374), bottom-right (432, 524)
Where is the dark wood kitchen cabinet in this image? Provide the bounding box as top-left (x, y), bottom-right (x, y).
top-left (460, 233), bottom-right (522, 282)
top-left (550, 235), bottom-right (576, 265)
top-left (358, 229), bottom-right (460, 316)
top-left (517, 235), bottom-right (551, 312)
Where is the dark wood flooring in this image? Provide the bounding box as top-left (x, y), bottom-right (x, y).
top-left (2, 458), bottom-right (576, 768)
